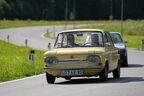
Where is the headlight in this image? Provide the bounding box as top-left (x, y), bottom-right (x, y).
top-left (87, 55), bottom-right (101, 63)
top-left (44, 57), bottom-right (58, 65)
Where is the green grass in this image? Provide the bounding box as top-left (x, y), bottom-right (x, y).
top-left (44, 32), bottom-right (56, 40)
top-left (0, 20), bottom-right (92, 29)
top-left (83, 20), bottom-right (144, 36)
top-left (0, 40), bottom-right (45, 82)
top-left (123, 35), bottom-right (144, 49)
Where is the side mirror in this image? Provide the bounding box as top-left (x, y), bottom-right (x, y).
top-left (124, 40), bottom-right (128, 43)
top-left (105, 42), bottom-right (111, 46)
top-left (48, 43), bottom-right (51, 50)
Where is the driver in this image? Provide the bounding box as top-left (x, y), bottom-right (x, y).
top-left (91, 34), bottom-right (100, 46)
top-left (67, 34), bottom-right (78, 47)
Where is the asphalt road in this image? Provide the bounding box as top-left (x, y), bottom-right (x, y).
top-left (0, 25), bottom-right (144, 96)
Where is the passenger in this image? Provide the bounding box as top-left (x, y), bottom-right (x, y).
top-left (67, 34), bottom-right (78, 47)
top-left (91, 34), bottom-right (100, 46)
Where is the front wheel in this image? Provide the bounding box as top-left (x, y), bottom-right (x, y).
top-left (113, 61), bottom-right (121, 78)
top-left (46, 72), bottom-right (56, 84)
top-left (99, 65), bottom-right (108, 81)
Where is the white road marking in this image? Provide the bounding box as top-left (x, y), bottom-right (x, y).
top-left (41, 32), bottom-right (49, 40)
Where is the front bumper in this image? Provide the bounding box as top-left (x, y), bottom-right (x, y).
top-left (44, 65), bottom-right (104, 77)
top-left (44, 65), bottom-right (103, 70)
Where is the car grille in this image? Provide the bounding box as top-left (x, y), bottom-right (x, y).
top-left (58, 59), bottom-right (87, 63)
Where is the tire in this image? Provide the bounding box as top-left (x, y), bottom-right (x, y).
top-left (46, 72), bottom-right (55, 84)
top-left (123, 57), bottom-right (128, 67)
top-left (64, 77), bottom-right (72, 80)
top-left (113, 61), bottom-right (120, 78)
top-left (99, 64), bottom-right (108, 81)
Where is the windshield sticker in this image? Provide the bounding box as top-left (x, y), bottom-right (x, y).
top-left (76, 32), bottom-right (83, 36)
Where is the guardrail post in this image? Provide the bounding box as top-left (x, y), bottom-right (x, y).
top-left (53, 26), bottom-right (55, 32)
top-left (142, 40), bottom-right (144, 51)
top-left (63, 25), bottom-right (67, 30)
top-left (53, 32), bottom-right (56, 38)
top-left (29, 50), bottom-right (35, 67)
top-left (48, 43), bottom-right (51, 50)
top-left (47, 28), bottom-right (49, 33)
top-left (7, 35), bottom-right (9, 43)
top-left (53, 26), bottom-right (56, 37)
top-left (25, 39), bottom-right (28, 47)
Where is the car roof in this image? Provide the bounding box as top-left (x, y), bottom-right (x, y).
top-left (59, 29), bottom-right (109, 34)
top-left (110, 32), bottom-right (121, 35)
top-left (110, 32), bottom-right (123, 37)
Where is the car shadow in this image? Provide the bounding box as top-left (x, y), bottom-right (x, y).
top-left (122, 64), bottom-right (144, 68)
top-left (55, 77), bottom-right (144, 85)
top-left (108, 77), bottom-right (144, 83)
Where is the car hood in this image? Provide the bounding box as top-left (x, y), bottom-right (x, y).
top-left (44, 47), bottom-right (105, 56)
top-left (114, 43), bottom-right (126, 49)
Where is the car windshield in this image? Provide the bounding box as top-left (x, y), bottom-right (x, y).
top-left (110, 33), bottom-right (123, 43)
top-left (54, 31), bottom-right (104, 48)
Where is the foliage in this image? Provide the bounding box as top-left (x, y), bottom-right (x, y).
top-left (0, 40), bottom-right (45, 82)
top-left (0, 0), bottom-right (55, 20)
top-left (0, 0), bottom-right (144, 20)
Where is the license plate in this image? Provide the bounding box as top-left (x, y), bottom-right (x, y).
top-left (61, 70), bottom-right (83, 76)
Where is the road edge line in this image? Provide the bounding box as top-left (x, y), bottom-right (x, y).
top-left (0, 73), bottom-right (45, 85)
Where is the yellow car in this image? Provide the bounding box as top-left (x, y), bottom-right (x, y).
top-left (44, 29), bottom-right (120, 84)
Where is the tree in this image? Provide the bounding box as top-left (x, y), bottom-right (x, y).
top-left (0, 0), bottom-right (144, 20)
top-left (0, 0), bottom-right (6, 19)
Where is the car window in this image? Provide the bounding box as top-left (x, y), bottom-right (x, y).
top-left (55, 31), bottom-right (104, 48)
top-left (85, 33), bottom-right (103, 46)
top-left (110, 33), bottom-right (123, 43)
top-left (104, 33), bottom-right (108, 43)
top-left (62, 34), bottom-right (68, 47)
top-left (106, 33), bottom-right (114, 46)
top-left (54, 34), bottom-right (62, 48)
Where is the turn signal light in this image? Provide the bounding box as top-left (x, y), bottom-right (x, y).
top-left (98, 62), bottom-right (103, 65)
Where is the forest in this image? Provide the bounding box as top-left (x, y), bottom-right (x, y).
top-left (0, 0), bottom-right (144, 20)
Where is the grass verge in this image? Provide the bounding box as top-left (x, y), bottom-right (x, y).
top-left (0, 20), bottom-right (92, 29)
top-left (123, 35), bottom-right (144, 50)
top-left (44, 32), bottom-right (56, 40)
top-left (0, 40), bottom-right (45, 82)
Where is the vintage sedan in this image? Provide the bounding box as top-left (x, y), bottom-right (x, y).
top-left (44, 29), bottom-right (120, 84)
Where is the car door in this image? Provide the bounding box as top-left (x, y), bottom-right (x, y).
top-left (106, 33), bottom-right (118, 70)
top-left (104, 33), bottom-right (112, 71)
